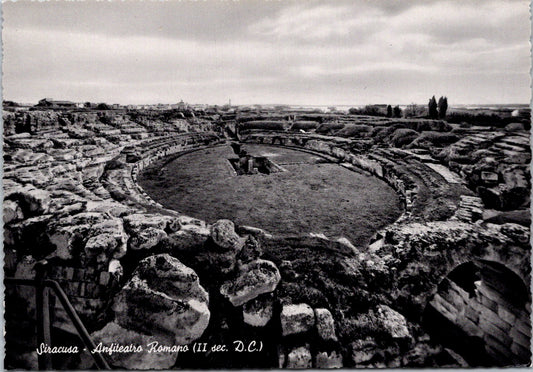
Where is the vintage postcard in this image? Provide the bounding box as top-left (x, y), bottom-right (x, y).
top-left (2, 0), bottom-right (531, 369)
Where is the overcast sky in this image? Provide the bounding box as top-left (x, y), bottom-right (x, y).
top-left (2, 0), bottom-right (531, 105)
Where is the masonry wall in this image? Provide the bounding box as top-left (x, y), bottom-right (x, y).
top-left (243, 134), bottom-right (416, 216)
top-left (427, 266), bottom-right (531, 366)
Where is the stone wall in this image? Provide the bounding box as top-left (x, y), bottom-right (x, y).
top-left (241, 132), bottom-right (437, 220)
top-left (427, 273), bottom-right (531, 365)
top-left (3, 111), bottom-right (222, 336)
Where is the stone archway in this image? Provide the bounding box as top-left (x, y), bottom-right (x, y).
top-left (423, 260), bottom-right (531, 367)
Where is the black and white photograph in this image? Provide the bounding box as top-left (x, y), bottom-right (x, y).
top-left (2, 0), bottom-right (532, 369)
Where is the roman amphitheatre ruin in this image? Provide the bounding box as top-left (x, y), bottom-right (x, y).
top-left (3, 105), bottom-right (531, 368)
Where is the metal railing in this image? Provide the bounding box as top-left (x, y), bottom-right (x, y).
top-left (5, 261), bottom-right (110, 370)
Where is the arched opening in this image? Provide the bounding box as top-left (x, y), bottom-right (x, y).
top-left (423, 260), bottom-right (531, 367)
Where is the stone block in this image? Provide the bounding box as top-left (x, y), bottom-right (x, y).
top-left (376, 305), bottom-right (410, 339)
top-left (497, 306), bottom-right (516, 325)
top-left (166, 225), bottom-right (210, 251)
top-left (447, 280), bottom-right (470, 302)
top-left (481, 171), bottom-right (499, 184)
top-left (481, 319), bottom-right (513, 346)
top-left (3, 199), bottom-right (24, 224)
top-left (429, 295), bottom-right (457, 322)
top-left (99, 271), bottom-right (111, 286)
top-left (122, 213), bottom-right (170, 233)
top-left (85, 283), bottom-right (98, 298)
top-left (510, 341), bottom-right (531, 361)
top-left (85, 233), bottom-right (118, 258)
top-left (513, 315), bottom-right (532, 336)
top-left (18, 187), bottom-right (51, 215)
top-left (91, 321), bottom-right (177, 369)
top-left (14, 256), bottom-right (38, 314)
top-left (281, 303), bottom-right (315, 336)
top-left (243, 293), bottom-right (273, 327)
top-left (485, 338), bottom-right (512, 364)
top-left (64, 267), bottom-right (74, 280)
top-left (66, 282), bottom-right (80, 296)
top-left (286, 346), bottom-right (312, 369)
top-left (510, 326), bottom-right (531, 349)
top-left (478, 293), bottom-right (498, 313)
top-left (220, 259), bottom-right (280, 307)
top-left (236, 235), bottom-right (262, 264)
top-left (350, 338), bottom-right (378, 365)
top-left (129, 227), bottom-right (167, 250)
top-left (457, 317), bottom-right (483, 338)
top-left (315, 350), bottom-right (343, 368)
top-left (113, 254), bottom-right (210, 345)
top-left (314, 308), bottom-right (338, 342)
top-left (48, 224), bottom-right (90, 260)
top-left (464, 304), bottom-right (479, 323)
top-left (443, 348), bottom-right (469, 367)
top-left (210, 219), bottom-right (240, 250)
top-left (475, 280), bottom-right (495, 299)
top-left (478, 307), bottom-right (512, 332)
top-left (439, 288), bottom-right (465, 313)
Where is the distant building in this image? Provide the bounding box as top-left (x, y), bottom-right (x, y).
top-left (3, 100), bottom-right (19, 108)
top-left (171, 100), bottom-right (188, 110)
top-left (37, 98), bottom-right (77, 108)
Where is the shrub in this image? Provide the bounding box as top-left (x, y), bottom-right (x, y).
top-left (316, 122), bottom-right (345, 134)
top-left (408, 131), bottom-right (459, 148)
top-left (505, 122), bottom-right (526, 132)
top-left (385, 119), bottom-right (451, 132)
top-left (390, 128), bottom-right (419, 147)
top-left (335, 124), bottom-right (373, 138)
top-left (290, 121), bottom-right (318, 131)
top-left (370, 123), bottom-right (406, 142)
top-left (239, 121), bottom-right (288, 131)
top-left (446, 112), bottom-right (505, 127)
top-left (393, 105), bottom-right (402, 118)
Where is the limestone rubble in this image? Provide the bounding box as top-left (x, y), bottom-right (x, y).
top-left (220, 259), bottom-right (281, 307)
top-left (3, 109), bottom-right (531, 368)
top-left (112, 254), bottom-right (210, 345)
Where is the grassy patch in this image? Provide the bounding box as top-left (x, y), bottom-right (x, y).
top-left (138, 144), bottom-right (402, 247)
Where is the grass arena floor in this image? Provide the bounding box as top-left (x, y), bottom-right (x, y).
top-left (139, 144), bottom-right (403, 248)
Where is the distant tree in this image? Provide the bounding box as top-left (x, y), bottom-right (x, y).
top-left (438, 96), bottom-right (448, 119)
top-left (97, 103), bottom-right (110, 110)
top-left (393, 105), bottom-right (402, 118)
top-left (361, 105), bottom-right (383, 116)
top-left (428, 96), bottom-right (438, 119)
top-left (405, 103), bottom-right (417, 117)
top-left (386, 105), bottom-right (393, 118)
top-left (348, 107), bottom-right (359, 115)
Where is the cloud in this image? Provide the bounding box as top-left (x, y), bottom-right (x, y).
top-left (389, 0), bottom-right (529, 45)
top-left (2, 0), bottom-right (530, 105)
top-left (250, 4), bottom-right (381, 41)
